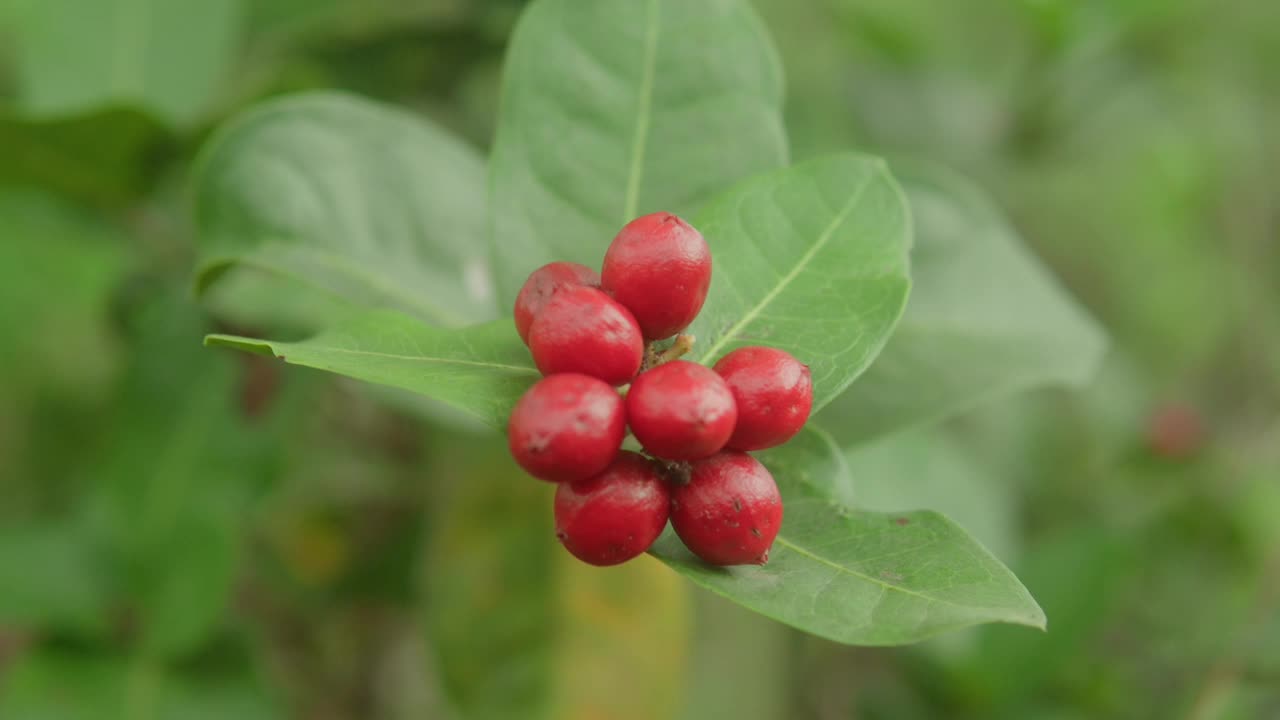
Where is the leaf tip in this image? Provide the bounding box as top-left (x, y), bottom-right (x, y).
top-left (203, 334), bottom-right (279, 359)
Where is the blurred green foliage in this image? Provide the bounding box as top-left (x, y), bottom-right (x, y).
top-left (1, 1), bottom-right (1277, 719)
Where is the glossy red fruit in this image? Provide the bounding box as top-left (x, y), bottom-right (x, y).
top-left (713, 346), bottom-right (813, 451)
top-left (670, 451), bottom-right (783, 566)
top-left (528, 285), bottom-right (644, 385)
top-left (554, 451), bottom-right (671, 566)
top-left (507, 374), bottom-right (626, 483)
top-left (601, 212), bottom-right (711, 340)
top-left (626, 360), bottom-right (737, 461)
top-left (513, 262), bottom-right (600, 345)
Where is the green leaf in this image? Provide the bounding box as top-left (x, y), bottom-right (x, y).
top-left (821, 162), bottom-right (1106, 443)
top-left (688, 153), bottom-right (912, 411)
top-left (649, 498), bottom-right (1044, 645)
top-left (193, 91), bottom-right (495, 326)
top-left (650, 423), bottom-right (1043, 645)
top-left (10, 0), bottom-right (240, 124)
top-left (205, 311), bottom-right (538, 430)
top-left (488, 0), bottom-right (787, 300)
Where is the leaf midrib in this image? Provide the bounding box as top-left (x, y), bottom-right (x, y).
top-left (621, 0), bottom-right (660, 223)
top-left (697, 170), bottom-right (876, 363)
top-left (773, 534), bottom-right (985, 613)
top-left (206, 335), bottom-right (539, 376)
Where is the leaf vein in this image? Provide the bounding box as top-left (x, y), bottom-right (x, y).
top-left (621, 0), bottom-right (660, 222)
top-left (698, 170), bottom-right (876, 363)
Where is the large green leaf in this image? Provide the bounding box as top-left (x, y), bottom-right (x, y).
top-left (649, 425), bottom-right (1044, 645)
top-left (10, 0), bottom-right (240, 124)
top-left (206, 311), bottom-right (538, 430)
top-left (821, 163), bottom-right (1106, 443)
top-left (488, 0), bottom-right (787, 300)
top-left (193, 91), bottom-right (495, 326)
top-left (649, 498), bottom-right (1044, 645)
top-left (689, 153), bottom-right (912, 411)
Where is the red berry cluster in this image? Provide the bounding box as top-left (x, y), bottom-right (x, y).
top-left (507, 212), bottom-right (814, 567)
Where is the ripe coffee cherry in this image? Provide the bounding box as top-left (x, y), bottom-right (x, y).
top-left (554, 451), bottom-right (671, 566)
top-left (513, 261), bottom-right (600, 345)
top-left (671, 451), bottom-right (783, 566)
top-left (507, 374), bottom-right (626, 483)
top-left (601, 212), bottom-right (711, 340)
top-left (528, 285), bottom-right (644, 386)
top-left (713, 346), bottom-right (813, 451)
top-left (626, 360), bottom-right (737, 461)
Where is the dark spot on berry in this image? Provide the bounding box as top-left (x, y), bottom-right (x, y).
top-left (732, 498), bottom-right (743, 513)
top-left (555, 531), bottom-right (567, 542)
top-left (750, 527), bottom-right (762, 538)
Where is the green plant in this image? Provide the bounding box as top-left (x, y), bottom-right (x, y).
top-left (196, 0), bottom-right (1104, 646)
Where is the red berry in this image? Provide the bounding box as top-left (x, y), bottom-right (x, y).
top-left (1145, 403), bottom-right (1204, 460)
top-left (513, 262), bottom-right (600, 345)
top-left (554, 451), bottom-right (671, 566)
top-left (601, 212), bottom-right (711, 340)
top-left (713, 347), bottom-right (813, 451)
top-left (528, 285), bottom-right (644, 385)
top-left (507, 374), bottom-right (626, 483)
top-left (626, 360), bottom-right (737, 461)
top-left (670, 451), bottom-right (783, 566)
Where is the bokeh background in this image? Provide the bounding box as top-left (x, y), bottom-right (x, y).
top-left (2, 1), bottom-right (1278, 718)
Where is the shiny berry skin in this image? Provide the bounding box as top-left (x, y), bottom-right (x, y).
top-left (713, 347), bottom-right (813, 451)
top-left (601, 212), bottom-right (711, 340)
top-left (554, 451), bottom-right (671, 566)
top-left (626, 360), bottom-right (737, 461)
top-left (507, 374), bottom-right (626, 483)
top-left (670, 451), bottom-right (783, 566)
top-left (528, 285), bottom-right (644, 386)
top-left (513, 262), bottom-right (600, 345)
